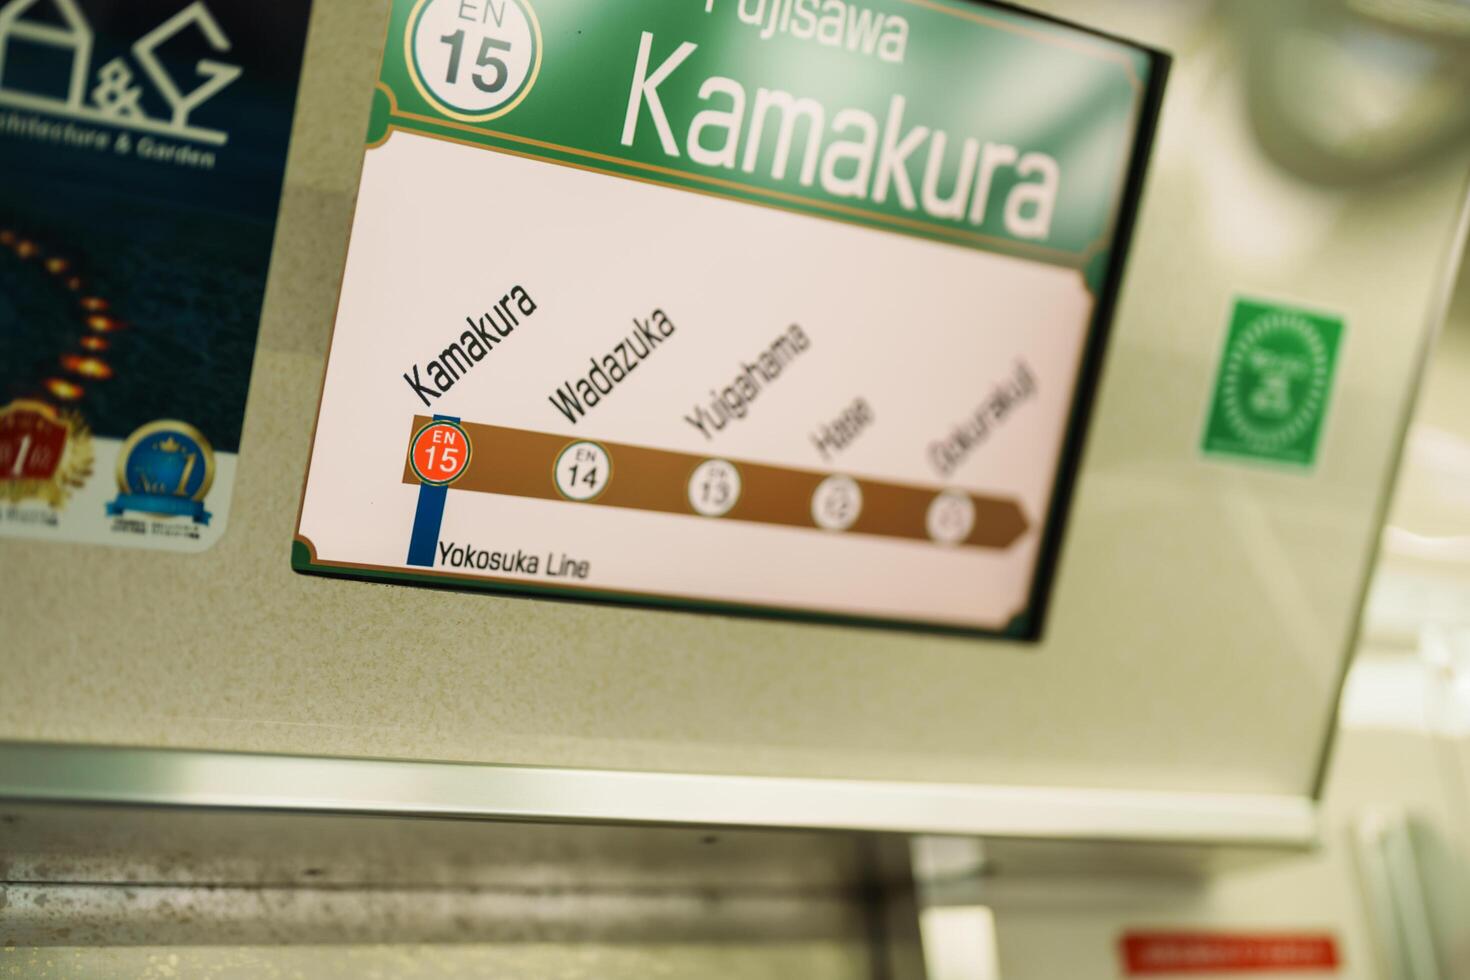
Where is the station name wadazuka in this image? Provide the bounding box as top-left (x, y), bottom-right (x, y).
top-left (403, 286), bottom-right (539, 406)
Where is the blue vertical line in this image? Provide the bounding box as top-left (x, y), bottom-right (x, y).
top-left (406, 415), bottom-right (459, 568)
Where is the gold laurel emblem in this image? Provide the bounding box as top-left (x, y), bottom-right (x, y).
top-left (0, 400), bottom-right (95, 509)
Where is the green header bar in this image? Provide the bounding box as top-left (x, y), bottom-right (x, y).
top-left (373, 0), bottom-right (1153, 269)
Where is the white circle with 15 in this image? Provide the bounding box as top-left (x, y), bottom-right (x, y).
top-left (554, 441), bottom-right (610, 502)
top-left (811, 475), bottom-right (862, 532)
top-left (688, 459), bottom-right (741, 518)
top-left (926, 490), bottom-right (975, 545)
top-left (408, 0), bottom-right (541, 122)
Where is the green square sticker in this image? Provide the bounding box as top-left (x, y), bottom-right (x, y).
top-left (1202, 299), bottom-right (1344, 467)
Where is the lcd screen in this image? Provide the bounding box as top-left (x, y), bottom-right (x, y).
top-left (295, 0), bottom-right (1168, 638)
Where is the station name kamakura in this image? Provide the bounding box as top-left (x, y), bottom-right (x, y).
top-left (403, 285), bottom-right (538, 407)
top-left (621, 24), bottom-right (1062, 242)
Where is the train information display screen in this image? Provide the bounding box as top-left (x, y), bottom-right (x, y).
top-left (295, 0), bottom-right (1166, 638)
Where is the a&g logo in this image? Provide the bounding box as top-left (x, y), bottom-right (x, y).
top-left (0, 0), bottom-right (241, 146)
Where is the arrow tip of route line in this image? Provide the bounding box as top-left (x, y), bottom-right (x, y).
top-left (986, 500), bottom-right (1030, 550)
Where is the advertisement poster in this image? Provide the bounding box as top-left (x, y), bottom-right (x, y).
top-left (296, 0), bottom-right (1166, 637)
top-left (0, 0), bottom-right (311, 551)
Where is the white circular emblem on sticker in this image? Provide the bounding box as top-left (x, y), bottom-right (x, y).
top-left (407, 0), bottom-right (542, 122)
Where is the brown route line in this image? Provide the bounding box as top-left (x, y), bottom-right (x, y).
top-left (401, 417), bottom-right (1029, 551)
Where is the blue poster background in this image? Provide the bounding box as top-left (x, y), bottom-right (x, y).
top-left (0, 0), bottom-right (313, 454)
